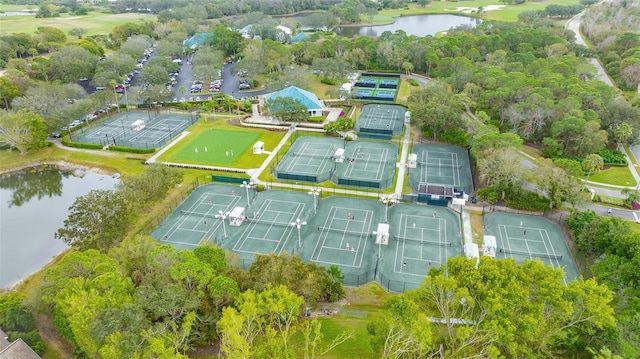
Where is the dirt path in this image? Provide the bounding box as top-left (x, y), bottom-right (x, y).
top-left (35, 314), bottom-right (75, 359)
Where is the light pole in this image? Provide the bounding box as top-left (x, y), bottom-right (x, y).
top-left (240, 180), bottom-right (255, 208)
top-left (215, 210), bottom-right (230, 238)
top-left (308, 188), bottom-right (321, 215)
top-left (380, 195), bottom-right (396, 223)
top-left (290, 218), bottom-right (307, 248)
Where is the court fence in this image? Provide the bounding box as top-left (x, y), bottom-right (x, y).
top-left (478, 204), bottom-right (593, 279)
top-left (138, 174), bottom-right (212, 236)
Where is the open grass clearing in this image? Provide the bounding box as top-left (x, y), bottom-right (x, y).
top-left (0, 10), bottom-right (156, 36)
top-left (157, 117), bottom-right (286, 169)
top-left (370, 0), bottom-right (580, 23)
top-left (584, 165), bottom-right (636, 187)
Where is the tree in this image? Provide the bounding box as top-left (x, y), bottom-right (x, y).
top-left (0, 77), bottom-right (21, 109)
top-left (68, 27), bottom-right (88, 39)
top-left (613, 123), bottom-right (633, 148)
top-left (408, 81), bottom-right (465, 140)
top-left (582, 153), bottom-right (604, 183)
top-left (0, 110), bottom-right (48, 154)
top-left (477, 148), bottom-right (526, 199)
top-left (55, 189), bottom-right (131, 252)
top-left (266, 96), bottom-right (310, 122)
top-left (536, 159), bottom-right (588, 209)
top-left (48, 45), bottom-right (98, 83)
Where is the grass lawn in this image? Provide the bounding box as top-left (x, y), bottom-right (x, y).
top-left (175, 129), bottom-right (259, 165)
top-left (289, 283), bottom-right (392, 359)
top-left (584, 166), bottom-right (637, 187)
top-left (396, 79), bottom-right (412, 104)
top-left (368, 0), bottom-right (580, 23)
top-left (158, 116), bottom-right (286, 169)
top-left (0, 10), bottom-right (156, 36)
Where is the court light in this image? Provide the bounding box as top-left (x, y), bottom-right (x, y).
top-left (308, 188), bottom-right (321, 215)
top-left (380, 195), bottom-right (396, 223)
top-left (240, 180), bottom-right (255, 207)
top-left (291, 218), bottom-right (307, 248)
top-left (215, 210), bottom-right (230, 238)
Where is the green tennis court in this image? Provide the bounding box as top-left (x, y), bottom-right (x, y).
top-left (484, 212), bottom-right (578, 282)
top-left (74, 111), bottom-right (195, 149)
top-left (409, 144), bottom-right (474, 194)
top-left (151, 184), bottom-right (247, 250)
top-left (275, 136), bottom-right (344, 183)
top-left (174, 129), bottom-right (259, 165)
top-left (356, 104), bottom-right (405, 138)
top-left (381, 204), bottom-right (462, 292)
top-left (333, 141), bottom-right (397, 189)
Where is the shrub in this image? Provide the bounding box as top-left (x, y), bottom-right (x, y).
top-left (320, 78), bottom-right (337, 85)
top-left (308, 116), bottom-right (325, 123)
top-left (596, 148), bottom-right (627, 166)
top-left (61, 139), bottom-right (103, 150)
top-left (505, 190), bottom-right (549, 211)
top-left (109, 146), bottom-right (155, 154)
top-left (408, 78), bottom-right (419, 86)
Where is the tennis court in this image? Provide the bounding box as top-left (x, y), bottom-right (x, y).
top-left (333, 141), bottom-right (397, 189)
top-left (304, 196), bottom-right (381, 279)
top-left (356, 104), bottom-right (406, 138)
top-left (408, 144), bottom-right (474, 194)
top-left (233, 190), bottom-right (311, 256)
top-left (380, 204), bottom-right (462, 291)
top-left (150, 184), bottom-right (244, 250)
top-left (484, 213), bottom-right (578, 282)
top-left (352, 73), bottom-right (400, 103)
top-left (169, 129), bottom-right (260, 165)
top-left (74, 111), bottom-right (195, 149)
top-left (274, 137), bottom-right (343, 183)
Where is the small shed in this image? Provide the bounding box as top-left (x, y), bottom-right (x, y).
top-left (229, 207), bottom-right (246, 226)
top-left (131, 119), bottom-right (145, 131)
top-left (404, 111), bottom-right (411, 123)
top-left (464, 242), bottom-right (480, 269)
top-left (334, 148), bottom-right (345, 163)
top-left (482, 235), bottom-right (497, 258)
top-left (408, 153), bottom-right (417, 168)
top-left (375, 223), bottom-right (389, 245)
top-left (253, 141), bottom-right (264, 154)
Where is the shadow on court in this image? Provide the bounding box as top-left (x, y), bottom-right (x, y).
top-left (484, 212), bottom-right (578, 282)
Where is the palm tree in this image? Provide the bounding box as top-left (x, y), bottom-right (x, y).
top-left (178, 85), bottom-right (187, 110)
top-left (582, 153), bottom-right (604, 183)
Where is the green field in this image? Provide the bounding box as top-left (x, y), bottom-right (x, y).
top-left (0, 10), bottom-right (156, 36)
top-left (173, 129), bottom-right (259, 165)
top-left (371, 0), bottom-right (581, 23)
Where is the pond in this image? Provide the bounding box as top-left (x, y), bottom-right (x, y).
top-left (0, 165), bottom-right (119, 289)
top-left (335, 14), bottom-right (481, 38)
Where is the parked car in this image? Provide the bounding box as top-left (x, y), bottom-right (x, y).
top-left (95, 86), bottom-right (107, 90)
top-left (239, 83), bottom-right (251, 90)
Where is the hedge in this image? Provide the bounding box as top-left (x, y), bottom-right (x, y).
top-left (596, 148), bottom-right (627, 166)
top-left (109, 146), bottom-right (155, 154)
top-left (60, 139), bottom-right (103, 150)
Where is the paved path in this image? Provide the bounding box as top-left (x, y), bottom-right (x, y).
top-left (394, 122), bottom-right (411, 199)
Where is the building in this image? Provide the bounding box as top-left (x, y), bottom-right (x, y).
top-left (183, 33), bottom-right (214, 50)
top-left (265, 86), bottom-right (324, 116)
top-left (238, 25), bottom-right (254, 39)
top-left (0, 329), bottom-right (41, 359)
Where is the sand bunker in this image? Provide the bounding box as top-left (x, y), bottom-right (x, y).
top-left (448, 4), bottom-right (506, 13)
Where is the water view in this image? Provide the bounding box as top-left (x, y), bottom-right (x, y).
top-left (335, 14), bottom-right (481, 37)
top-left (0, 165), bottom-right (119, 289)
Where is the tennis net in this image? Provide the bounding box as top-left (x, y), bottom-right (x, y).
top-left (293, 150), bottom-right (337, 159)
top-left (418, 161), bottom-right (461, 169)
top-left (245, 218), bottom-right (292, 228)
top-left (394, 235), bottom-right (452, 247)
top-left (318, 226), bottom-right (370, 237)
top-left (180, 210), bottom-right (218, 218)
top-left (499, 248), bottom-right (562, 260)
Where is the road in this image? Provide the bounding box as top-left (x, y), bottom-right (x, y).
top-left (565, 9), bottom-right (614, 87)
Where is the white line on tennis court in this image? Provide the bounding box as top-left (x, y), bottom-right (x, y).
top-left (286, 142), bottom-right (336, 174)
top-left (311, 206), bottom-right (372, 268)
top-left (393, 214), bottom-right (446, 276)
top-left (234, 200), bottom-right (305, 254)
top-left (343, 146), bottom-right (388, 180)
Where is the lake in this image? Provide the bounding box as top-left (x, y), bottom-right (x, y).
top-left (335, 14), bottom-right (481, 38)
top-left (0, 165), bottom-right (119, 289)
